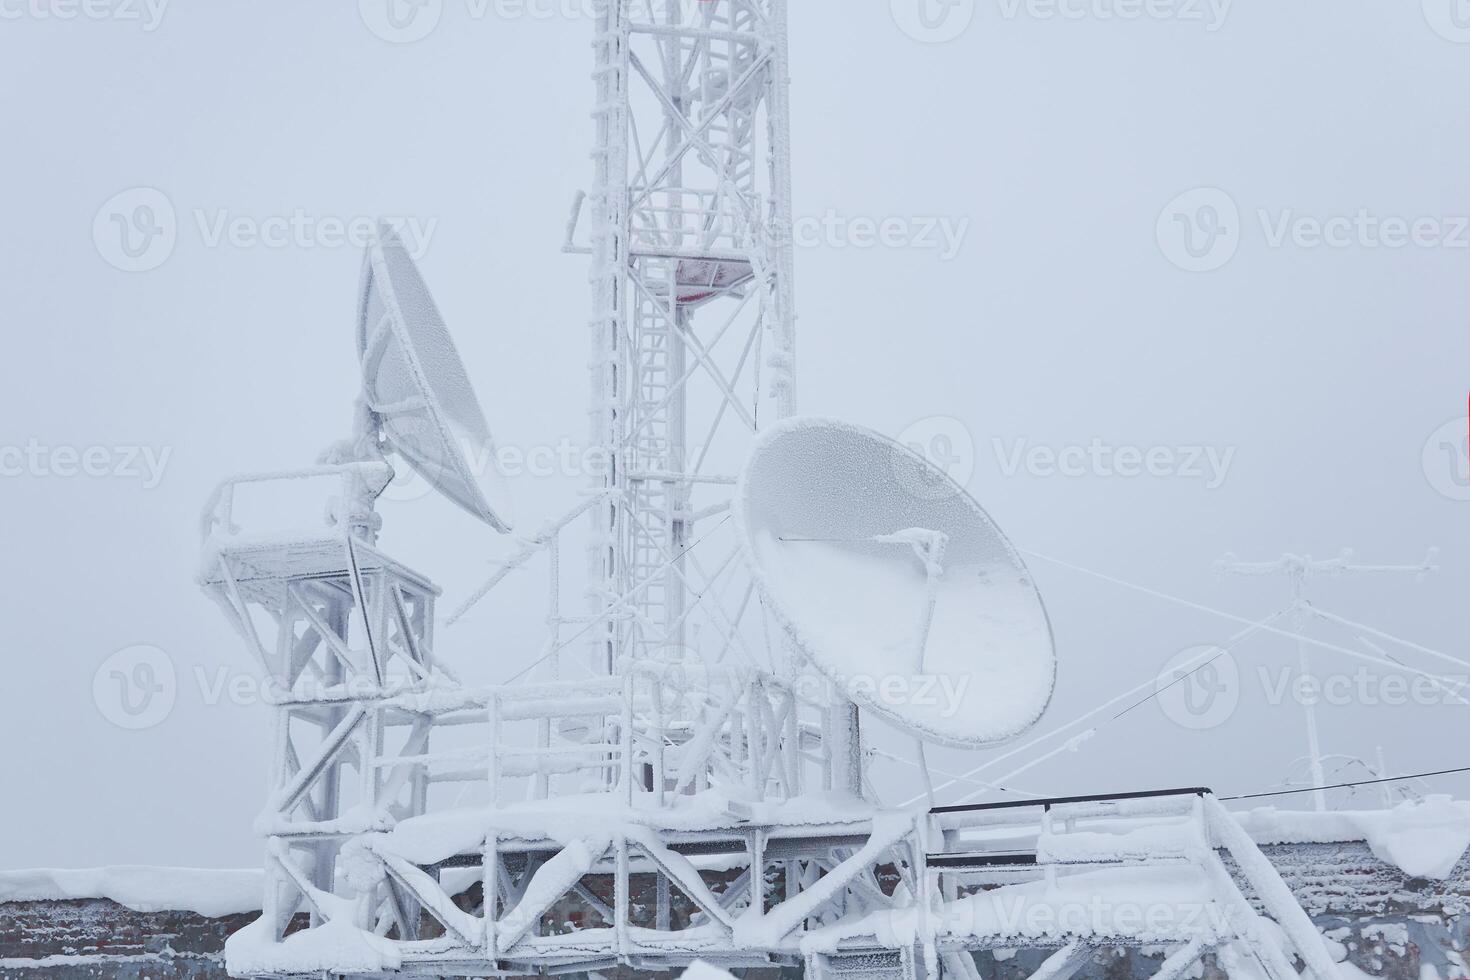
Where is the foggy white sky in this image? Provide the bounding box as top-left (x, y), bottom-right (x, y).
top-left (1, 1), bottom-right (1466, 870)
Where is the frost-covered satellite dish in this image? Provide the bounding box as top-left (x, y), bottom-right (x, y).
top-left (735, 418), bottom-right (1055, 748)
top-left (357, 223), bottom-right (513, 532)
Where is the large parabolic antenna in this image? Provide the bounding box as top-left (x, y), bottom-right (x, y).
top-left (357, 224), bottom-right (513, 532)
top-left (735, 418), bottom-right (1056, 748)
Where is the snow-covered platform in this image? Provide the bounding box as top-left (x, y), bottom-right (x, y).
top-left (199, 789), bottom-right (1470, 980)
top-left (6, 800), bottom-right (1470, 980)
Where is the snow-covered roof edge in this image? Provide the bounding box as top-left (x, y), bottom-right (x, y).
top-left (1230, 797), bottom-right (1470, 879)
top-left (0, 867), bottom-right (263, 918)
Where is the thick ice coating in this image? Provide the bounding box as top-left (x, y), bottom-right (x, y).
top-left (734, 417), bottom-right (1056, 747)
top-left (357, 222), bottom-right (513, 532)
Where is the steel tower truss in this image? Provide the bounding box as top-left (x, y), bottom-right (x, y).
top-left (204, 3), bottom-right (1351, 977)
top-left (200, 464), bottom-right (446, 950)
top-left (582, 0), bottom-right (797, 677)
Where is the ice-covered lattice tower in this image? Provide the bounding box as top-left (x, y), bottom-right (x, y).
top-left (577, 0), bottom-right (798, 673)
top-left (202, 3), bottom-right (1344, 978)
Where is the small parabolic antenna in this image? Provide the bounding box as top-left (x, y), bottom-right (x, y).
top-left (356, 223), bottom-right (513, 533)
top-left (734, 418), bottom-right (1055, 748)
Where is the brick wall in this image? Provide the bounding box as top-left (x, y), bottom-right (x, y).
top-left (0, 900), bottom-right (252, 980)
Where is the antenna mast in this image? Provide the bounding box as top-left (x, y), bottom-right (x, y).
top-left (583, 0), bottom-right (797, 675)
top-left (1216, 549), bottom-right (1439, 811)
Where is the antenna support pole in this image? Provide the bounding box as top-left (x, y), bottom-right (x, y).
top-left (1215, 549), bottom-right (1439, 811)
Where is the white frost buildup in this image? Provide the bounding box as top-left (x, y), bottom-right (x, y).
top-left (1232, 797), bottom-right (1470, 880)
top-left (497, 837), bottom-right (611, 947)
top-left (224, 913), bottom-right (403, 976)
top-left (801, 865), bottom-right (1224, 954)
top-left (1358, 797), bottom-right (1470, 879)
top-left (1038, 819), bottom-right (1208, 865)
top-left (681, 961), bottom-right (740, 980)
top-left (938, 866), bottom-right (1225, 945)
top-left (733, 417), bottom-right (1056, 748)
top-left (0, 867), bottom-right (262, 918)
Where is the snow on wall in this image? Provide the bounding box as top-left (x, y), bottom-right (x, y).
top-left (0, 896), bottom-right (256, 980)
top-left (0, 868), bottom-right (262, 918)
top-left (682, 960), bottom-right (741, 980)
top-left (1234, 798), bottom-right (1470, 881)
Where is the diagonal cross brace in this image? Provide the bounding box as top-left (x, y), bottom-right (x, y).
top-left (268, 704), bottom-right (367, 817)
top-left (736, 815), bottom-right (917, 947)
top-left (1203, 796), bottom-right (1342, 980)
top-left (1028, 941), bottom-right (1096, 980)
top-left (495, 837), bottom-right (614, 953)
top-left (625, 826), bottom-right (736, 932)
top-left (1152, 938), bottom-right (1212, 980)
